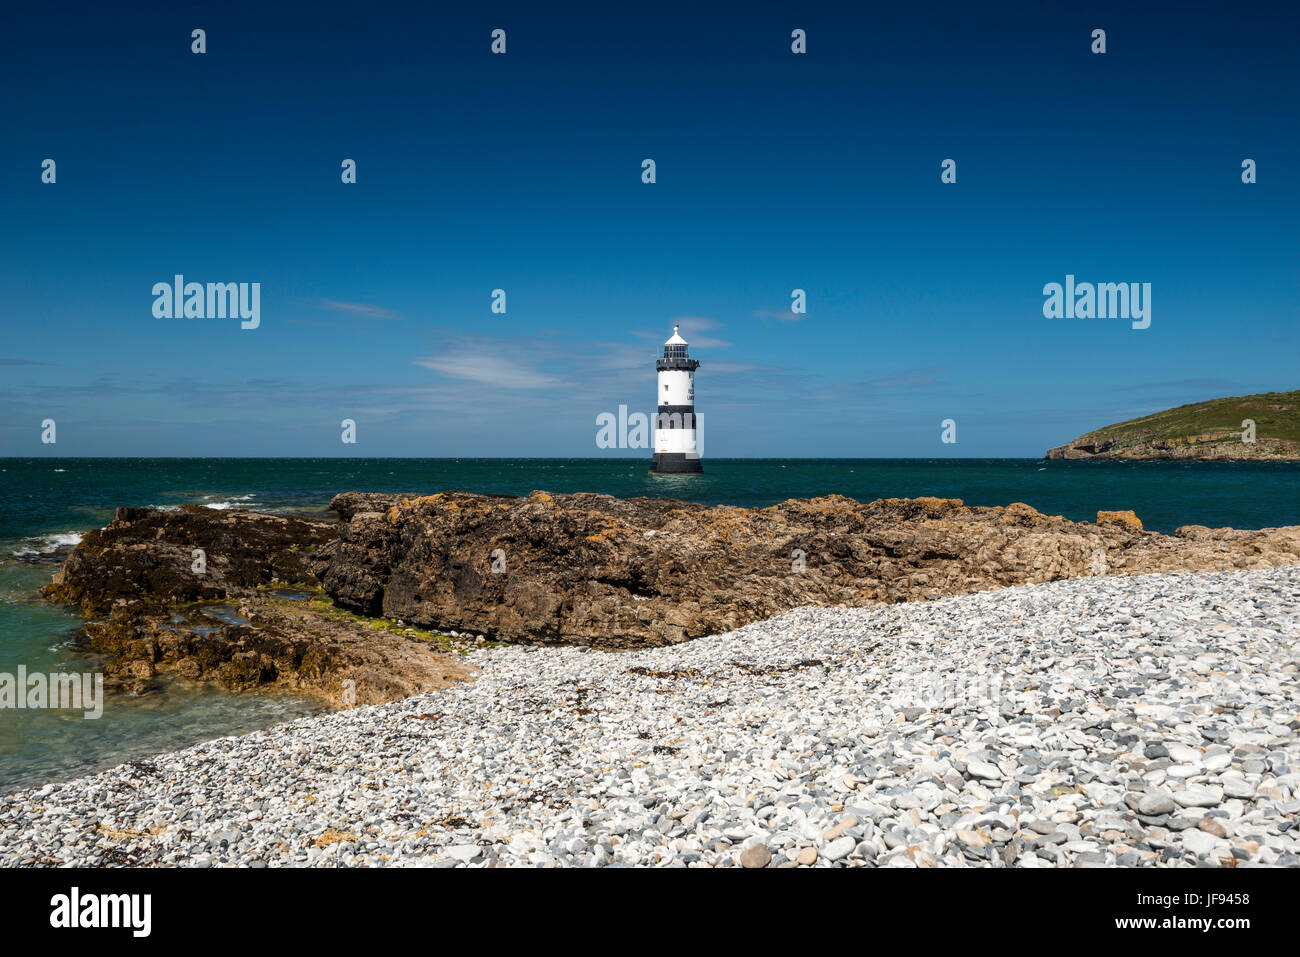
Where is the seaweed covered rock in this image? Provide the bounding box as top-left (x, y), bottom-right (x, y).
top-left (42, 505), bottom-right (474, 706)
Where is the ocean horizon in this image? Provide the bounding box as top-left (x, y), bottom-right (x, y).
top-left (6, 455), bottom-right (1299, 535)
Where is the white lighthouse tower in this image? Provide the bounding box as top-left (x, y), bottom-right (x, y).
top-left (651, 324), bottom-right (702, 473)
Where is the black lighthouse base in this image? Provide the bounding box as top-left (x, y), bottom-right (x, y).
top-left (650, 453), bottom-right (703, 474)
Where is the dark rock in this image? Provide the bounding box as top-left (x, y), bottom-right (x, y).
top-left (42, 491), bottom-right (1300, 695)
top-left (318, 491), bottom-right (1300, 649)
top-left (41, 505), bottom-right (473, 706)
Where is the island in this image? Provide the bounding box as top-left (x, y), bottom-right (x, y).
top-left (1045, 390), bottom-right (1300, 460)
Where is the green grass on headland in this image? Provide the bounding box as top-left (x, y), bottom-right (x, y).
top-left (1048, 390), bottom-right (1300, 459)
top-left (1092, 391), bottom-right (1300, 443)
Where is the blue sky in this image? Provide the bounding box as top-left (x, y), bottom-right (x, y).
top-left (1, 1), bottom-right (1296, 457)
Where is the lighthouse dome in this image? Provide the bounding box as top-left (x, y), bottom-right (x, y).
top-left (663, 324), bottom-right (690, 359)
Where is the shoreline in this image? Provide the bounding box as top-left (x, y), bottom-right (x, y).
top-left (7, 484), bottom-right (1300, 817)
top-left (3, 565), bottom-right (1297, 867)
top-left (18, 488), bottom-right (1300, 718)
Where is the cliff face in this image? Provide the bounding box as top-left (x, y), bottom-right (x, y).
top-left (319, 491), bottom-right (1300, 648)
top-left (1046, 390), bottom-right (1300, 460)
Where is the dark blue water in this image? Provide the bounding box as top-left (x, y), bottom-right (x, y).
top-left (3, 457), bottom-right (1297, 540)
top-left (1, 456), bottom-right (1296, 792)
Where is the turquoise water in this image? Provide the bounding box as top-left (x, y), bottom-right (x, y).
top-left (1, 456), bottom-right (1296, 792)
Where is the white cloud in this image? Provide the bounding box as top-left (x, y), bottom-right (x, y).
top-left (317, 299), bottom-right (401, 320)
top-left (705, 361), bottom-right (759, 374)
top-left (413, 351), bottom-right (563, 389)
top-left (753, 308), bottom-right (807, 322)
top-left (667, 315), bottom-right (724, 331)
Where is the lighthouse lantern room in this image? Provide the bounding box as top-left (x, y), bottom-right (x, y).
top-left (651, 324), bottom-right (702, 473)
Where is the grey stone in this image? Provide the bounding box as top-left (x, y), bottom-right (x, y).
top-left (1138, 793), bottom-right (1177, 816)
top-left (822, 836), bottom-right (857, 861)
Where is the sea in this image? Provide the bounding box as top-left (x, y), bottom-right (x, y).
top-left (1, 456), bottom-right (1297, 792)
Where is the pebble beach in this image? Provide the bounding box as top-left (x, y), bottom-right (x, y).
top-left (3, 564), bottom-right (1298, 868)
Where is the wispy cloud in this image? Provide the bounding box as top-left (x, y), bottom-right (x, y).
top-left (753, 308), bottom-right (807, 323)
top-left (667, 316), bottom-right (723, 331)
top-left (0, 358), bottom-right (51, 366)
top-left (317, 299), bottom-right (401, 320)
top-left (629, 317), bottom-right (730, 348)
top-left (410, 325), bottom-right (750, 398)
top-left (631, 329), bottom-right (732, 349)
top-left (413, 350), bottom-right (563, 389)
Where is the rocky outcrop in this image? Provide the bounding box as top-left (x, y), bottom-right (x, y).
top-left (44, 492), bottom-right (1300, 688)
top-left (44, 506), bottom-right (335, 615)
top-left (1045, 434), bottom-right (1300, 460)
top-left (319, 491), bottom-right (1300, 648)
top-left (42, 505), bottom-right (474, 706)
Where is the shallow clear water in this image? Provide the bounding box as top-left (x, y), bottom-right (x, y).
top-left (1, 456), bottom-right (1296, 792)
top-left (0, 557), bottom-right (324, 793)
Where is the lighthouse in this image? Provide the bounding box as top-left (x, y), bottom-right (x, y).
top-left (651, 324), bottom-right (702, 473)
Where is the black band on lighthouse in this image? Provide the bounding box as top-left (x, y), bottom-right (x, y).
top-left (651, 452), bottom-right (703, 473)
top-left (655, 358), bottom-right (700, 372)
